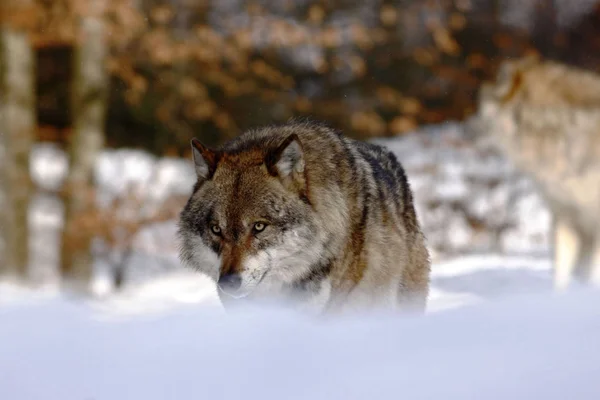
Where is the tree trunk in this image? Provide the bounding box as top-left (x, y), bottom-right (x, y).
top-left (0, 26), bottom-right (35, 280)
top-left (60, 3), bottom-right (108, 291)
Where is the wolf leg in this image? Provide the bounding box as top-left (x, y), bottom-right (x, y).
top-left (396, 283), bottom-right (428, 314)
top-left (583, 237), bottom-right (600, 287)
top-left (553, 216), bottom-right (582, 290)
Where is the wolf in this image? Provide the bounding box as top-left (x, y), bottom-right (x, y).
top-left (178, 120), bottom-right (430, 315)
top-left (472, 55), bottom-right (600, 290)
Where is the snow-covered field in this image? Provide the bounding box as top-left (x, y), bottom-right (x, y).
top-left (5, 123), bottom-right (595, 399)
top-left (0, 252), bottom-right (553, 317)
top-left (2, 285), bottom-right (600, 400)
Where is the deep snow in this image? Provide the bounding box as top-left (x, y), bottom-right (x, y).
top-left (1, 123), bottom-right (595, 399)
top-left (1, 288), bottom-right (600, 400)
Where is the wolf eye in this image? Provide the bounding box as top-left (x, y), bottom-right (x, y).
top-left (210, 224), bottom-right (222, 235)
top-left (253, 222), bottom-right (267, 233)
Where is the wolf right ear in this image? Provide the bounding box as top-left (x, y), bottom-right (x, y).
top-left (265, 134), bottom-right (308, 198)
top-left (266, 134), bottom-right (305, 178)
top-left (191, 138), bottom-right (218, 180)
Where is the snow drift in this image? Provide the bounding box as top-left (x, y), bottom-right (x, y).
top-left (1, 288), bottom-right (599, 400)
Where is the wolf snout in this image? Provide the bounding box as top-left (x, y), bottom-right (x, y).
top-left (218, 273), bottom-right (243, 296)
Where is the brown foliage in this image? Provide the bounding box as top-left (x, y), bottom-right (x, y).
top-left (6, 0), bottom-right (600, 150)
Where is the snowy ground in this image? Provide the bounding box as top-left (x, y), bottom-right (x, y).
top-left (0, 251), bottom-right (567, 400)
top-left (1, 285), bottom-right (600, 400)
top-left (4, 124), bottom-right (599, 399)
top-left (0, 252), bottom-right (554, 318)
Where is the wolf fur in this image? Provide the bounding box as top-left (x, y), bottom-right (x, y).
top-left (473, 55), bottom-right (600, 290)
top-left (178, 120), bottom-right (430, 314)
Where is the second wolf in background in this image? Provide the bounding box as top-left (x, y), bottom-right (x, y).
top-left (474, 56), bottom-right (600, 289)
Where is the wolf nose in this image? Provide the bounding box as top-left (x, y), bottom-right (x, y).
top-left (218, 273), bottom-right (242, 293)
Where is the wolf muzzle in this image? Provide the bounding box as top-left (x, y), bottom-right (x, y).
top-left (218, 273), bottom-right (243, 296)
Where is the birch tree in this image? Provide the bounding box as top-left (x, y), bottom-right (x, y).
top-left (0, 4), bottom-right (35, 279)
top-left (60, 1), bottom-right (108, 290)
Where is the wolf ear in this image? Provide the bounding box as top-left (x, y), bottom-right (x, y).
top-left (266, 134), bottom-right (307, 194)
top-left (191, 138), bottom-right (218, 180)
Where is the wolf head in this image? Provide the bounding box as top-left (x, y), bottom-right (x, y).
top-left (178, 133), bottom-right (324, 302)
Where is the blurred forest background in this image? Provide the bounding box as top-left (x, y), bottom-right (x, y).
top-left (1, 0), bottom-right (600, 295)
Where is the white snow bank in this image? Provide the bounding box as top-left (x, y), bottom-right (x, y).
top-left (89, 271), bottom-right (220, 318)
top-left (1, 288), bottom-right (599, 400)
top-left (1, 253), bottom-right (552, 318)
top-left (427, 253), bottom-right (552, 312)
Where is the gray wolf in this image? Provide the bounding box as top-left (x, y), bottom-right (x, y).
top-left (473, 55), bottom-right (600, 289)
top-left (178, 120), bottom-right (430, 314)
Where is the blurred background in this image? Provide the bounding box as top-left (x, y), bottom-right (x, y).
top-left (1, 0), bottom-right (600, 314)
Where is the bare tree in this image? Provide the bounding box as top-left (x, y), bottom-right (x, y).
top-left (60, 1), bottom-right (108, 290)
top-left (0, 6), bottom-right (35, 280)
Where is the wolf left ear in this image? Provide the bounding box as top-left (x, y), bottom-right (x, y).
top-left (266, 134), bottom-right (307, 194)
top-left (190, 138), bottom-right (218, 181)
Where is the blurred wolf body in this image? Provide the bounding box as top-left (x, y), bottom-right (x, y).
top-left (475, 56), bottom-right (600, 289)
top-left (178, 121), bottom-right (430, 314)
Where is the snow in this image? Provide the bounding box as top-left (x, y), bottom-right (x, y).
top-left (1, 286), bottom-right (600, 400)
top-left (428, 254), bottom-right (552, 312)
top-left (4, 123), bottom-right (597, 399)
top-left (95, 150), bottom-right (195, 207)
top-left (29, 143), bottom-right (68, 192)
top-left (0, 252), bottom-right (554, 317)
